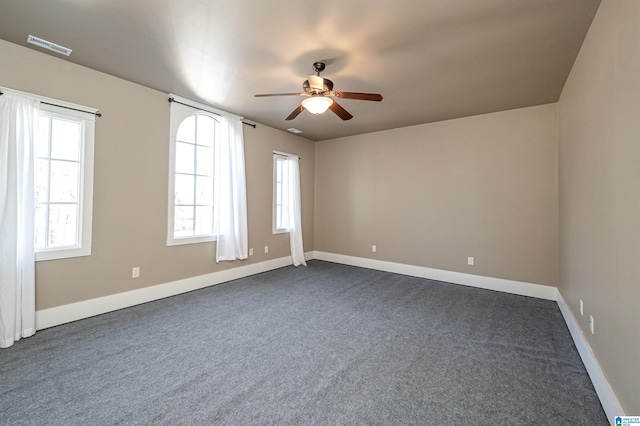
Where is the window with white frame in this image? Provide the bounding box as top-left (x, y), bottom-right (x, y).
top-left (35, 105), bottom-right (95, 261)
top-left (168, 104), bottom-right (219, 245)
top-left (273, 153), bottom-right (291, 233)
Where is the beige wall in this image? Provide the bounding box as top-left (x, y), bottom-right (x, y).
top-left (315, 104), bottom-right (558, 286)
top-left (558, 0), bottom-right (640, 414)
top-left (0, 39), bottom-right (315, 310)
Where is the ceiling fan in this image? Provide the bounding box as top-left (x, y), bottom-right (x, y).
top-left (254, 62), bottom-right (383, 121)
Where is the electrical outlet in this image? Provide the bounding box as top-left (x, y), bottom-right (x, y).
top-left (249, 248), bottom-right (253, 256)
top-left (589, 315), bottom-right (594, 334)
top-left (467, 257), bottom-right (474, 266)
top-left (580, 300), bottom-right (584, 316)
top-left (372, 245), bottom-right (377, 253)
top-left (264, 245), bottom-right (269, 254)
top-left (132, 267), bottom-right (140, 278)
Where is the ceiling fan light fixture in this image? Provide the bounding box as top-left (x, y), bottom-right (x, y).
top-left (302, 97), bottom-right (333, 115)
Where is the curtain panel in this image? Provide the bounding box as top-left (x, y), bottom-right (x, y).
top-left (0, 92), bottom-right (39, 348)
top-left (287, 156), bottom-right (306, 267)
top-left (215, 116), bottom-right (248, 262)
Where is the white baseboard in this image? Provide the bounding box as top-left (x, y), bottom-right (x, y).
top-left (36, 252), bottom-right (313, 331)
top-left (556, 292), bottom-right (623, 424)
top-left (312, 251), bottom-right (558, 300)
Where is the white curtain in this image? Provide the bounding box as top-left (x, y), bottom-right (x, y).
top-left (287, 156), bottom-right (306, 267)
top-left (215, 116), bottom-right (248, 262)
top-left (0, 93), bottom-right (39, 348)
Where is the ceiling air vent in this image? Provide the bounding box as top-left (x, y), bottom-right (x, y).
top-left (27, 35), bottom-right (72, 56)
top-left (287, 128), bottom-right (302, 134)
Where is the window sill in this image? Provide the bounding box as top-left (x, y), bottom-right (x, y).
top-left (36, 247), bottom-right (91, 262)
top-left (167, 235), bottom-right (217, 246)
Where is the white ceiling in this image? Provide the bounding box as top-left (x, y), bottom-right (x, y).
top-left (0, 0), bottom-right (600, 141)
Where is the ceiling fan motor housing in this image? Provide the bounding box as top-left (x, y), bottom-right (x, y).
top-left (303, 78), bottom-right (334, 94)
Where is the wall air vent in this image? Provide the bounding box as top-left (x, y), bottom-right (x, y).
top-left (27, 35), bottom-right (72, 56)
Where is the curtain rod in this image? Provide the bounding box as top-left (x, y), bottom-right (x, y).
top-left (0, 91), bottom-right (102, 117)
top-left (273, 150), bottom-right (300, 159)
top-left (168, 97), bottom-right (256, 128)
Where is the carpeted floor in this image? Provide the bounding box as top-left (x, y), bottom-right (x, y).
top-left (0, 260), bottom-right (607, 425)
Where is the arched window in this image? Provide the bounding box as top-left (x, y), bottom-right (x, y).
top-left (167, 94), bottom-right (248, 261)
top-left (168, 109), bottom-right (219, 245)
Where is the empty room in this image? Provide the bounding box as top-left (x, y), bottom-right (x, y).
top-left (0, 0), bottom-right (638, 424)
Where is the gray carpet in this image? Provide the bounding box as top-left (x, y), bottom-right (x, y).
top-left (0, 260), bottom-right (607, 425)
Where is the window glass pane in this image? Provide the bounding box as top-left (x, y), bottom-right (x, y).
top-left (196, 115), bottom-right (215, 147)
top-left (276, 181), bottom-right (282, 205)
top-left (276, 205), bottom-right (282, 229)
top-left (195, 176), bottom-right (214, 205)
top-left (194, 206), bottom-right (213, 235)
top-left (282, 206), bottom-right (290, 229)
top-left (276, 159), bottom-right (283, 183)
top-left (174, 174), bottom-right (195, 205)
top-left (49, 160), bottom-right (79, 203)
top-left (176, 116), bottom-right (195, 143)
top-left (36, 159), bottom-right (49, 203)
top-left (174, 206), bottom-right (194, 237)
top-left (35, 204), bottom-right (47, 249)
top-left (38, 116), bottom-right (50, 157)
top-left (282, 160), bottom-right (289, 187)
top-left (51, 118), bottom-right (81, 161)
top-left (195, 146), bottom-right (214, 176)
top-left (175, 142), bottom-right (194, 174)
top-left (48, 204), bottom-right (78, 247)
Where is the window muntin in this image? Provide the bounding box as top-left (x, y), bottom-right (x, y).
top-left (34, 105), bottom-right (94, 261)
top-left (168, 112), bottom-right (219, 245)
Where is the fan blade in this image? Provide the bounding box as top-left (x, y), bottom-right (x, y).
top-left (285, 104), bottom-right (305, 120)
top-left (254, 93), bottom-right (304, 97)
top-left (337, 91), bottom-right (383, 101)
top-left (329, 101), bottom-right (353, 121)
